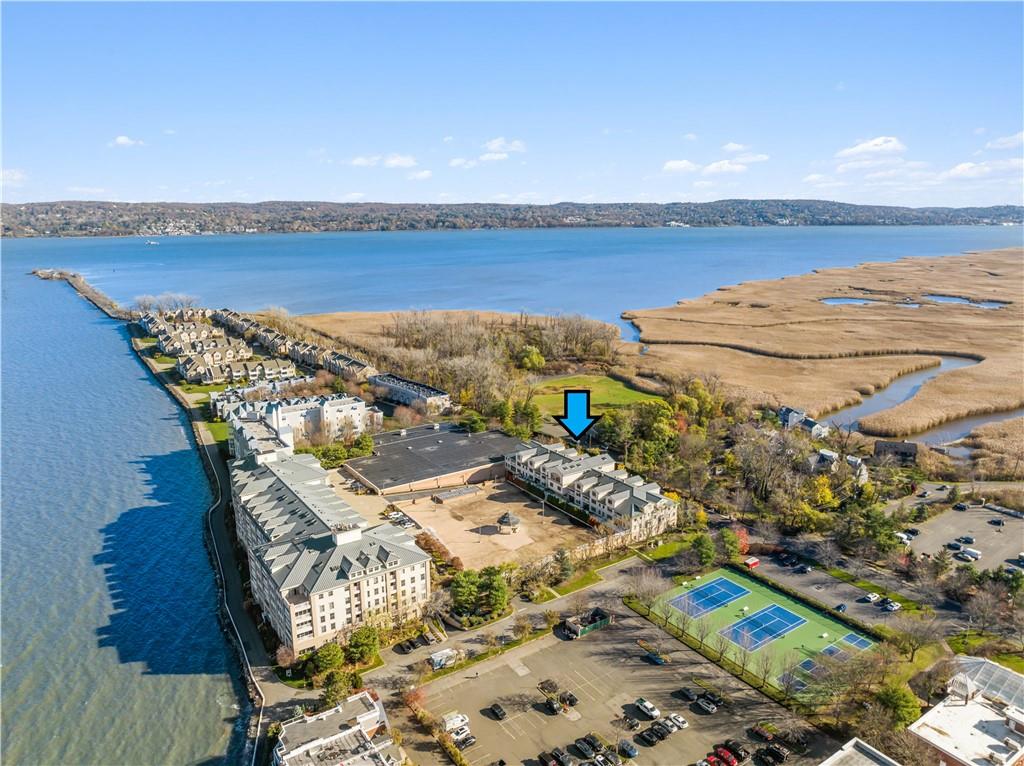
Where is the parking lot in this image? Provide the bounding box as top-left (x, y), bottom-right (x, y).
top-left (907, 504), bottom-right (1023, 568)
top-left (419, 606), bottom-right (831, 766)
top-left (756, 559), bottom-right (896, 626)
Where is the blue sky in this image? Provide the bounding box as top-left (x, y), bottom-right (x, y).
top-left (2, 2), bottom-right (1022, 206)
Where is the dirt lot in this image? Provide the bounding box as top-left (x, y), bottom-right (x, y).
top-left (419, 608), bottom-right (831, 766)
top-left (396, 482), bottom-right (596, 569)
top-left (623, 248), bottom-right (1024, 436)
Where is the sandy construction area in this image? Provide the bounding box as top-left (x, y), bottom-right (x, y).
top-left (395, 482), bottom-right (595, 569)
top-left (623, 248), bottom-right (1024, 437)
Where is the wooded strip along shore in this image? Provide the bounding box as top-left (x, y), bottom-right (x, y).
top-left (7, 199), bottom-right (1023, 236)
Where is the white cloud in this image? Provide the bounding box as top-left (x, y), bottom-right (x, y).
top-left (682, 132), bottom-right (698, 141)
top-left (835, 136), bottom-right (905, 158)
top-left (703, 159), bottom-right (747, 175)
top-left (973, 127), bottom-right (987, 135)
top-left (734, 152), bottom-right (769, 163)
top-left (383, 153), bottom-right (417, 168)
top-left (721, 142), bottom-right (748, 153)
top-left (483, 137), bottom-right (526, 153)
top-left (407, 170), bottom-right (432, 180)
top-left (2, 168), bottom-right (28, 187)
top-left (109, 135), bottom-right (144, 147)
top-left (442, 136), bottom-right (454, 143)
top-left (350, 155), bottom-right (381, 167)
top-left (663, 159), bottom-right (700, 173)
top-left (449, 157), bottom-right (478, 169)
top-left (479, 152), bottom-right (508, 162)
top-left (985, 131), bottom-right (1023, 150)
top-left (943, 158), bottom-right (1022, 179)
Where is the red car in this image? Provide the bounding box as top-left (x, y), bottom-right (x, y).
top-left (714, 747), bottom-right (738, 766)
top-left (751, 724), bottom-right (775, 742)
top-left (704, 757), bottom-right (723, 766)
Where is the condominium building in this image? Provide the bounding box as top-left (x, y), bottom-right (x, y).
top-left (368, 373), bottom-right (451, 414)
top-left (505, 441), bottom-right (678, 541)
top-left (231, 452), bottom-right (431, 652)
top-left (221, 394), bottom-right (382, 443)
top-left (273, 690), bottom-right (401, 766)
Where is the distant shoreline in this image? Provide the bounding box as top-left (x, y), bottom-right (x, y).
top-left (5, 198), bottom-right (1022, 237)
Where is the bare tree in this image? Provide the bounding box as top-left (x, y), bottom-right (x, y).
top-left (735, 628), bottom-right (755, 675)
top-left (892, 615), bottom-right (943, 662)
top-left (713, 632), bottom-right (731, 662)
top-left (814, 539), bottom-right (841, 569)
top-left (695, 619), bottom-right (713, 650)
top-left (512, 614), bottom-right (533, 641)
top-left (755, 648), bottom-right (777, 688)
top-left (967, 583), bottom-right (1006, 635)
top-left (628, 566), bottom-right (665, 610)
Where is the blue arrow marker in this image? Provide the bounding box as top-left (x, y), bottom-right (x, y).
top-left (553, 389), bottom-right (602, 440)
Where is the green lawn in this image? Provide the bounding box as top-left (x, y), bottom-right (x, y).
top-left (949, 631), bottom-right (1024, 673)
top-left (640, 534), bottom-right (696, 562)
top-left (204, 421), bottom-right (230, 444)
top-left (648, 567), bottom-right (878, 693)
top-left (552, 548), bottom-right (637, 596)
top-left (180, 382), bottom-right (230, 395)
top-left (533, 374), bottom-right (662, 417)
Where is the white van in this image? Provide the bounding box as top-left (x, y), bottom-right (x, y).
top-left (894, 532), bottom-right (911, 545)
top-left (963, 548), bottom-right (982, 560)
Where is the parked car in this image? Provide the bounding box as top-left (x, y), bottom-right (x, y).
top-left (451, 726), bottom-right (471, 741)
top-left (423, 631), bottom-right (438, 645)
top-left (545, 697), bottom-right (560, 714)
top-left (668, 713), bottom-right (688, 729)
top-left (794, 564), bottom-right (811, 574)
top-left (715, 746), bottom-right (739, 766)
top-left (768, 742), bottom-right (791, 762)
top-left (751, 724), bottom-right (775, 741)
top-left (864, 592), bottom-right (881, 603)
top-left (574, 738), bottom-right (596, 759)
top-left (955, 551), bottom-right (973, 562)
top-left (648, 722), bottom-right (668, 740)
top-left (582, 733), bottom-right (603, 754)
top-left (948, 541), bottom-right (963, 550)
top-left (954, 502), bottom-right (969, 511)
top-left (637, 729), bottom-right (659, 746)
top-left (454, 735), bottom-right (477, 750)
top-left (880, 597), bottom-right (894, 607)
top-left (885, 602), bottom-right (902, 612)
top-left (623, 715), bottom-right (640, 731)
top-left (990, 518), bottom-right (1006, 526)
top-left (594, 755), bottom-right (613, 766)
top-left (905, 528), bottom-right (921, 536)
top-left (635, 698), bottom-right (660, 718)
top-left (560, 691), bottom-right (579, 707)
top-left (758, 749), bottom-right (783, 765)
top-left (552, 747), bottom-right (577, 766)
top-left (657, 716), bottom-right (678, 733)
top-left (538, 753), bottom-right (557, 766)
top-left (724, 739), bottom-right (752, 761)
top-left (705, 756), bottom-right (724, 766)
top-left (696, 697), bottom-right (718, 714)
top-left (918, 490), bottom-right (931, 498)
top-left (489, 703), bottom-right (507, 720)
top-left (958, 535), bottom-right (976, 544)
top-left (938, 484), bottom-right (950, 491)
top-left (835, 603), bottom-right (847, 613)
top-left (618, 740), bottom-right (639, 758)
top-left (703, 691), bottom-right (725, 706)
top-left (679, 687), bottom-right (699, 702)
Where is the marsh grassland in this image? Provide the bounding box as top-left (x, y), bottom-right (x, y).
top-left (623, 248), bottom-right (1024, 436)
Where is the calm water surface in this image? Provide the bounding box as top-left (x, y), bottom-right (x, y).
top-left (1, 225), bottom-right (1022, 765)
top-left (1, 271), bottom-right (246, 764)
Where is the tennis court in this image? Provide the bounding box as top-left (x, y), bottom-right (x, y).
top-left (668, 576), bottom-right (750, 618)
top-left (842, 632), bottom-right (873, 650)
top-left (648, 567), bottom-right (879, 694)
top-left (720, 605), bottom-right (807, 651)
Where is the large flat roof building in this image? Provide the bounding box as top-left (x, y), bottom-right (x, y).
top-left (273, 690), bottom-right (400, 766)
top-left (344, 424), bottom-right (524, 494)
top-left (818, 738), bottom-right (902, 766)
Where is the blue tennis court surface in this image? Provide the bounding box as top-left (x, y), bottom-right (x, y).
top-left (669, 577), bottom-right (750, 618)
top-left (798, 658), bottom-right (816, 671)
top-left (720, 604), bottom-right (807, 650)
top-left (841, 632), bottom-right (873, 650)
top-left (777, 671), bottom-right (808, 692)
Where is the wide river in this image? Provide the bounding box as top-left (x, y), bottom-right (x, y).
top-left (2, 225), bottom-right (1021, 765)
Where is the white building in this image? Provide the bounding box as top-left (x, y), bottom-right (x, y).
top-left (222, 394), bottom-right (382, 444)
top-left (231, 452), bottom-right (431, 652)
top-left (908, 657), bottom-right (1024, 766)
top-left (818, 738), bottom-right (902, 766)
top-left (505, 441), bottom-right (677, 541)
top-left (809, 449), bottom-right (869, 485)
top-left (273, 690), bottom-right (401, 766)
top-left (779, 406), bottom-right (832, 439)
top-left (368, 374), bottom-right (451, 414)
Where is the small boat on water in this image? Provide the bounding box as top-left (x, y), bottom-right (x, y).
top-left (145, 240), bottom-right (160, 246)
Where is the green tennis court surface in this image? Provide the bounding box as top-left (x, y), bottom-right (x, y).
top-left (650, 567), bottom-right (875, 692)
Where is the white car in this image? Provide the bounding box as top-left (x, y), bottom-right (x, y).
top-left (635, 698), bottom-right (660, 719)
top-left (884, 602), bottom-right (902, 612)
top-left (659, 717), bottom-right (678, 733)
top-left (865, 592), bottom-right (881, 603)
top-left (696, 697), bottom-right (717, 714)
top-left (668, 713), bottom-right (689, 729)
